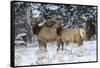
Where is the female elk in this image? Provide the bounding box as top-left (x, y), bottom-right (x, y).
top-left (57, 28), bottom-right (86, 51)
top-left (31, 18), bottom-right (61, 51)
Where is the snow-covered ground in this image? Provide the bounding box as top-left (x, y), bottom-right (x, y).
top-left (15, 40), bottom-right (97, 66)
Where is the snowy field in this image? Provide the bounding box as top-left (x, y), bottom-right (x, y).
top-left (15, 40), bottom-right (97, 66)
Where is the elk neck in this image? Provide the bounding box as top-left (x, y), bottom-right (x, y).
top-left (32, 24), bottom-right (43, 35)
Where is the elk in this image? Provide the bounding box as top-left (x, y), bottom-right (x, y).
top-left (31, 18), bottom-right (61, 51)
top-left (57, 27), bottom-right (86, 51)
top-left (31, 18), bottom-right (86, 52)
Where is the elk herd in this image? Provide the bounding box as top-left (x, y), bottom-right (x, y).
top-left (31, 17), bottom-right (86, 52)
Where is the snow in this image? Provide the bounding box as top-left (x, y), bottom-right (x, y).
top-left (15, 40), bottom-right (97, 66)
top-left (15, 33), bottom-right (27, 45)
top-left (90, 35), bottom-right (96, 40)
top-left (31, 3), bottom-right (41, 9)
top-left (14, 40), bottom-right (26, 45)
top-left (32, 10), bottom-right (41, 18)
top-left (38, 20), bottom-right (46, 26)
top-left (46, 5), bottom-right (59, 10)
top-left (16, 33), bottom-right (27, 40)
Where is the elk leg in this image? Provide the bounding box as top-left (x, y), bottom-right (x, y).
top-left (62, 45), bottom-right (64, 51)
top-left (41, 40), bottom-right (44, 48)
top-left (38, 40), bottom-right (42, 50)
top-left (43, 40), bottom-right (47, 52)
top-left (57, 44), bottom-right (60, 52)
top-left (57, 40), bottom-right (60, 52)
top-left (77, 40), bottom-right (83, 46)
top-left (61, 40), bottom-right (64, 51)
top-left (66, 40), bottom-right (69, 45)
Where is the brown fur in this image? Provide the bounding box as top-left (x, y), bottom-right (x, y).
top-left (32, 18), bottom-right (86, 52)
top-left (56, 26), bottom-right (62, 36)
top-left (31, 18), bottom-right (60, 51)
top-left (46, 19), bottom-right (52, 27)
top-left (57, 28), bottom-right (86, 51)
top-left (55, 19), bottom-right (63, 36)
top-left (38, 27), bottom-right (58, 42)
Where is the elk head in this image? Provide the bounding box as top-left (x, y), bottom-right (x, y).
top-left (31, 18), bottom-right (39, 35)
top-left (31, 18), bottom-right (38, 28)
top-left (54, 17), bottom-right (63, 28)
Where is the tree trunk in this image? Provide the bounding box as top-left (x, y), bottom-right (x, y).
top-left (26, 5), bottom-right (33, 46)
